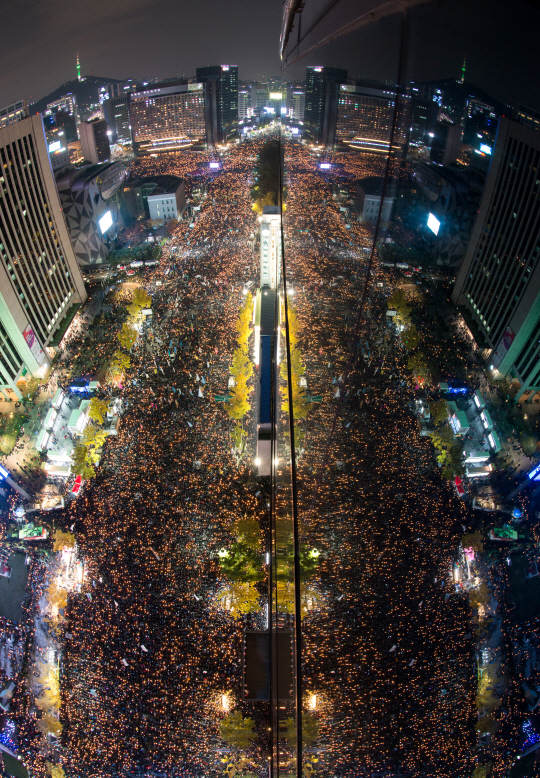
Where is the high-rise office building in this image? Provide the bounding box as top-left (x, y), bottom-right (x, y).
top-left (0, 115), bottom-right (87, 399)
top-left (452, 117), bottom-right (540, 401)
top-left (238, 90), bottom-right (250, 121)
top-left (430, 120), bottom-right (462, 166)
top-left (304, 66), bottom-right (347, 145)
top-left (129, 82), bottom-right (206, 153)
top-left (335, 82), bottom-right (410, 153)
top-left (45, 128), bottom-right (70, 171)
top-left (291, 89), bottom-right (305, 122)
top-left (409, 94), bottom-right (432, 145)
top-left (196, 65), bottom-right (239, 145)
top-left (0, 99), bottom-right (28, 129)
top-left (79, 118), bottom-right (110, 164)
top-left (107, 95), bottom-right (132, 144)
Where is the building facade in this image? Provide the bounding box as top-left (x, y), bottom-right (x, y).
top-left (356, 177), bottom-right (395, 224)
top-left (130, 82), bottom-right (206, 153)
top-left (55, 161), bottom-right (127, 266)
top-left (0, 100), bottom-right (28, 129)
top-left (196, 66), bottom-right (239, 145)
top-left (107, 95), bottom-right (132, 144)
top-left (260, 206), bottom-right (281, 289)
top-left (147, 179), bottom-right (186, 221)
top-left (304, 66), bottom-right (348, 146)
top-left (335, 83), bottom-right (410, 153)
top-left (0, 115), bottom-right (87, 398)
top-left (79, 119), bottom-right (110, 164)
top-left (46, 128), bottom-right (70, 171)
top-left (452, 118), bottom-right (540, 400)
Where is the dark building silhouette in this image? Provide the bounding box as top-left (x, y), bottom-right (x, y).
top-left (196, 65), bottom-right (239, 145)
top-left (304, 66), bottom-right (347, 146)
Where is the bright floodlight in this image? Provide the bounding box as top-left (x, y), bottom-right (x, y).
top-left (427, 213), bottom-right (440, 235)
top-left (99, 210), bottom-right (113, 234)
top-left (209, 162), bottom-right (220, 169)
top-left (319, 163), bottom-right (331, 169)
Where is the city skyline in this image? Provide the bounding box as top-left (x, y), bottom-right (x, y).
top-left (2, 0), bottom-right (540, 113)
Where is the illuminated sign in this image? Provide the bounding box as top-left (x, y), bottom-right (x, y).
top-left (319, 163), bottom-right (331, 169)
top-left (221, 65), bottom-right (229, 71)
top-left (48, 140), bottom-right (61, 153)
top-left (427, 212), bottom-right (440, 235)
top-left (269, 92), bottom-right (282, 100)
top-left (0, 465), bottom-right (8, 479)
top-left (99, 210), bottom-right (113, 233)
top-left (314, 67), bottom-right (322, 72)
top-left (188, 83), bottom-right (203, 91)
top-left (529, 463), bottom-right (540, 480)
top-left (209, 162), bottom-right (220, 169)
top-left (480, 143), bottom-right (492, 155)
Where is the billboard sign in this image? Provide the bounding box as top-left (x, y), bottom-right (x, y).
top-left (492, 326), bottom-right (515, 368)
top-left (99, 210), bottom-right (113, 234)
top-left (427, 213), bottom-right (440, 235)
top-left (23, 326), bottom-right (45, 365)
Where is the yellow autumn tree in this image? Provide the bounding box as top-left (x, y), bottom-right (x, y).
top-left (52, 529), bottom-right (76, 552)
top-left (37, 714), bottom-right (62, 737)
top-left (217, 582), bottom-right (260, 617)
top-left (227, 373), bottom-right (251, 420)
top-left (252, 191), bottom-right (276, 216)
top-left (46, 765), bottom-right (66, 778)
top-left (87, 397), bottom-right (108, 425)
top-left (117, 322), bottom-right (138, 350)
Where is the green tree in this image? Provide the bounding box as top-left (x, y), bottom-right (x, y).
top-left (231, 424), bottom-right (246, 450)
top-left (283, 713), bottom-right (319, 748)
top-left (429, 399), bottom-right (448, 426)
top-left (87, 397), bottom-right (108, 426)
top-left (429, 425), bottom-right (455, 453)
top-left (388, 289), bottom-right (411, 322)
top-left (472, 764), bottom-right (493, 778)
top-left (218, 543), bottom-right (264, 583)
top-left (407, 352), bottom-right (431, 384)
top-left (219, 711), bottom-right (256, 750)
top-left (235, 516), bottom-right (262, 550)
top-left (400, 324), bottom-right (420, 351)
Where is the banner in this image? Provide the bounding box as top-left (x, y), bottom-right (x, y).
top-left (22, 325), bottom-right (45, 365)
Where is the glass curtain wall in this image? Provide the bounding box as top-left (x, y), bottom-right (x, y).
top-left (272, 1), bottom-right (540, 776)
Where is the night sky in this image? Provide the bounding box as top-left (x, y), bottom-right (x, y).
top-left (1, 0), bottom-right (540, 111)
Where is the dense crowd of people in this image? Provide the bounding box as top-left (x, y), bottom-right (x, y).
top-left (8, 136), bottom-right (526, 778)
top-left (58, 140), bottom-right (270, 777)
top-left (279, 143), bottom-right (476, 776)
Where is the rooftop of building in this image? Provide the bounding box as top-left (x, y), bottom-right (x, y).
top-left (126, 174), bottom-right (184, 196)
top-left (357, 176), bottom-right (397, 197)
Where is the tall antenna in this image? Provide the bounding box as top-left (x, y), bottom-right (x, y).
top-left (460, 56), bottom-right (466, 84)
top-left (77, 53), bottom-right (81, 82)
